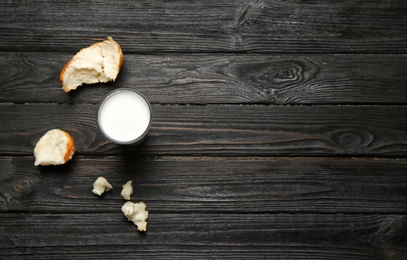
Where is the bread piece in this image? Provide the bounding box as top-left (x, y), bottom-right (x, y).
top-left (92, 176), bottom-right (113, 196)
top-left (60, 37), bottom-right (123, 92)
top-left (34, 129), bottom-right (76, 166)
top-left (121, 201), bottom-right (149, 232)
top-left (121, 180), bottom-right (133, 200)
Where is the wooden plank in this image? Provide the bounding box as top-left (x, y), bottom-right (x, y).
top-left (1, 157), bottom-right (406, 214)
top-left (2, 53), bottom-right (407, 105)
top-left (1, 212), bottom-right (406, 259)
top-left (1, 1), bottom-right (407, 53)
top-left (1, 104), bottom-right (407, 156)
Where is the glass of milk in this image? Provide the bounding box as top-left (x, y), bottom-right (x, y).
top-left (97, 88), bottom-right (152, 145)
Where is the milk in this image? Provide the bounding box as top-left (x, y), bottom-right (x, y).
top-left (97, 89), bottom-right (152, 144)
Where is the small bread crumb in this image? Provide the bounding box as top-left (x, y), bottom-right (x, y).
top-left (92, 176), bottom-right (113, 196)
top-left (121, 201), bottom-right (148, 232)
top-left (121, 180), bottom-right (133, 200)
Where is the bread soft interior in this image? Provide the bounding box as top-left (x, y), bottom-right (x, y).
top-left (34, 129), bottom-right (75, 166)
top-left (61, 37), bottom-right (123, 92)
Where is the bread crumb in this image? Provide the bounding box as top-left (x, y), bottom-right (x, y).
top-left (92, 176), bottom-right (113, 196)
top-left (121, 201), bottom-right (148, 232)
top-left (121, 180), bottom-right (133, 200)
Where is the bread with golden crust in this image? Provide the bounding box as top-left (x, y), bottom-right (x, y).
top-left (34, 129), bottom-right (76, 166)
top-left (60, 37), bottom-right (123, 92)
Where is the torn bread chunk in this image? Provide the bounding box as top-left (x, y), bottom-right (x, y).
top-left (60, 36), bottom-right (123, 92)
top-left (121, 180), bottom-right (133, 200)
top-left (121, 201), bottom-right (149, 232)
top-left (34, 129), bottom-right (76, 166)
top-left (92, 176), bottom-right (113, 196)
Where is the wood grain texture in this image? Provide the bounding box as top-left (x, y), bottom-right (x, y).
top-left (1, 104), bottom-right (406, 156)
top-left (1, 213), bottom-right (406, 259)
top-left (1, 157), bottom-right (406, 214)
top-left (1, 0), bottom-right (407, 53)
top-left (2, 53), bottom-right (407, 104)
top-left (1, 0), bottom-right (407, 258)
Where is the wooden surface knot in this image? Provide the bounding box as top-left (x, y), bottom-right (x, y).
top-left (1, 176), bottom-right (36, 211)
top-left (331, 128), bottom-right (375, 154)
top-left (12, 179), bottom-right (32, 195)
top-left (229, 58), bottom-right (318, 102)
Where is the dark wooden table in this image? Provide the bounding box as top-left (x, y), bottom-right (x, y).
top-left (1, 1), bottom-right (407, 259)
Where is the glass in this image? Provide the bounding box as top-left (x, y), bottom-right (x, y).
top-left (97, 88), bottom-right (152, 145)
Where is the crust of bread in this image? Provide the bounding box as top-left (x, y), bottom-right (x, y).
top-left (63, 131), bottom-right (76, 162)
top-left (109, 36), bottom-right (124, 69)
top-left (34, 129), bottom-right (76, 166)
top-left (60, 37), bottom-right (123, 92)
top-left (59, 58), bottom-right (73, 85)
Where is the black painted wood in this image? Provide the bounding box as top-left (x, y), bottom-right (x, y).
top-left (1, 0), bottom-right (407, 259)
top-left (1, 213), bottom-right (406, 259)
top-left (1, 0), bottom-right (407, 53)
top-left (1, 53), bottom-right (407, 104)
top-left (1, 157), bottom-right (406, 214)
top-left (1, 104), bottom-right (407, 156)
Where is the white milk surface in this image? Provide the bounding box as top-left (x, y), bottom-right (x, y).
top-left (98, 90), bottom-right (151, 143)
